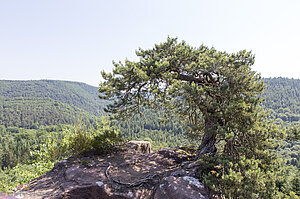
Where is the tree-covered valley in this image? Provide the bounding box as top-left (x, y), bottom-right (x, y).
top-left (0, 77), bottom-right (299, 197)
top-left (0, 78), bottom-right (299, 166)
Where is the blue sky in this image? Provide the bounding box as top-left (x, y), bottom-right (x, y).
top-left (0, 0), bottom-right (299, 86)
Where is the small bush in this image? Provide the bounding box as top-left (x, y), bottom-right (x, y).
top-left (91, 118), bottom-right (123, 153)
top-left (34, 117), bottom-right (123, 161)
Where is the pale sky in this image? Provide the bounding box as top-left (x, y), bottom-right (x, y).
top-left (0, 0), bottom-right (299, 86)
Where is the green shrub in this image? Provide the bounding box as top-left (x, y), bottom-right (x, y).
top-left (198, 153), bottom-right (300, 199)
top-left (91, 118), bottom-right (123, 153)
top-left (33, 117), bottom-right (123, 161)
top-left (0, 161), bottom-right (54, 193)
top-left (61, 120), bottom-right (93, 156)
top-left (0, 117), bottom-right (123, 193)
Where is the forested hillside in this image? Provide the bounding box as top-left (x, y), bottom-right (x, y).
top-left (0, 78), bottom-right (299, 168)
top-left (0, 80), bottom-right (107, 116)
top-left (0, 78), bottom-right (299, 143)
top-left (263, 78), bottom-right (300, 169)
top-left (262, 77), bottom-right (300, 126)
top-left (0, 80), bottom-right (108, 128)
top-left (113, 109), bottom-right (190, 150)
top-left (1, 78), bottom-right (299, 129)
top-left (0, 125), bottom-right (64, 169)
top-left (0, 97), bottom-right (96, 128)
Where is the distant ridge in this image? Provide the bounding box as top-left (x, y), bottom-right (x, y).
top-left (0, 80), bottom-right (107, 128)
top-left (0, 78), bottom-right (299, 128)
top-left (0, 79), bottom-right (106, 115)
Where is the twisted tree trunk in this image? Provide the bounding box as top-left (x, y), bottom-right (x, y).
top-left (196, 118), bottom-right (217, 159)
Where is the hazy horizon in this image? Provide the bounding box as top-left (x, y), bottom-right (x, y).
top-left (1, 76), bottom-right (299, 88)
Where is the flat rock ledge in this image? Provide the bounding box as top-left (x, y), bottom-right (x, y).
top-left (14, 141), bottom-right (210, 199)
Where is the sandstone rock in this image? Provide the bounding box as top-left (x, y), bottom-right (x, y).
top-left (54, 160), bottom-right (68, 169)
top-left (128, 141), bottom-right (151, 154)
top-left (170, 169), bottom-right (187, 177)
top-left (154, 176), bottom-right (209, 199)
top-left (16, 144), bottom-right (210, 199)
top-left (158, 148), bottom-right (190, 163)
top-left (59, 184), bottom-right (128, 199)
top-left (65, 167), bottom-right (85, 181)
top-left (119, 158), bottom-right (139, 167)
top-left (0, 192), bottom-right (17, 199)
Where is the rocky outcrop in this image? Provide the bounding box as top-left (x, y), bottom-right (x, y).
top-left (15, 142), bottom-right (210, 199)
top-left (154, 176), bottom-right (209, 199)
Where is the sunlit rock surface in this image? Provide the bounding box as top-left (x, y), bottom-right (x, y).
top-left (15, 142), bottom-right (210, 199)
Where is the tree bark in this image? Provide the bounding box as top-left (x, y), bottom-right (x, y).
top-left (196, 118), bottom-right (217, 158)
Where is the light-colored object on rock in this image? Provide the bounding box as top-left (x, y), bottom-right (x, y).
top-left (154, 176), bottom-right (209, 199)
top-left (183, 176), bottom-right (204, 189)
top-left (128, 141), bottom-right (151, 153)
top-left (15, 193), bottom-right (24, 198)
top-left (96, 181), bottom-right (104, 187)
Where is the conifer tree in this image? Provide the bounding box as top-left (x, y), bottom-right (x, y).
top-left (99, 38), bottom-right (293, 197)
top-left (99, 37), bottom-right (266, 158)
